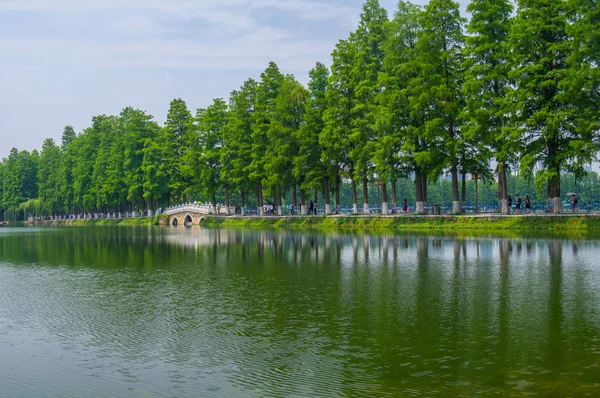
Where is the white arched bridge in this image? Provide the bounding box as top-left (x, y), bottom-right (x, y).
top-left (164, 203), bottom-right (233, 226)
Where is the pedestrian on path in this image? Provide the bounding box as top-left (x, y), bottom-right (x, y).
top-left (571, 194), bottom-right (578, 213)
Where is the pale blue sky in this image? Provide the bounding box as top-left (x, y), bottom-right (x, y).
top-left (0, 0), bottom-right (467, 157)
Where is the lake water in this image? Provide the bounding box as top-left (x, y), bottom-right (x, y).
top-left (0, 226), bottom-right (599, 397)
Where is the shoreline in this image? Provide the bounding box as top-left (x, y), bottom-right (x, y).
top-left (199, 213), bottom-right (600, 231)
top-left (7, 213), bottom-right (600, 231)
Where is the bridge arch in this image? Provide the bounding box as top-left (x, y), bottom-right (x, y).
top-left (184, 214), bottom-right (193, 227)
top-left (172, 217), bottom-right (179, 226)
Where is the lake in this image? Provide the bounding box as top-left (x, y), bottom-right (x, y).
top-left (1, 226), bottom-right (599, 397)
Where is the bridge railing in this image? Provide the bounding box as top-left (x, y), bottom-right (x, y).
top-left (164, 203), bottom-right (234, 216)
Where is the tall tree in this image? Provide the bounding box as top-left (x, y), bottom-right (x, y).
top-left (251, 62), bottom-right (284, 214)
top-left (462, 0), bottom-right (513, 214)
top-left (91, 115), bottom-right (117, 212)
top-left (417, 0), bottom-right (465, 213)
top-left (37, 138), bottom-right (62, 216)
top-left (295, 62), bottom-right (329, 215)
top-left (221, 79), bottom-right (258, 215)
top-left (121, 108), bottom-right (161, 214)
top-left (142, 129), bottom-right (170, 212)
top-left (351, 0), bottom-right (388, 213)
top-left (507, 0), bottom-right (597, 213)
top-left (72, 116), bottom-right (103, 213)
top-left (377, 1), bottom-right (422, 213)
top-left (1, 148), bottom-right (38, 212)
top-left (265, 75), bottom-right (307, 215)
top-left (58, 126), bottom-right (77, 215)
top-left (164, 99), bottom-right (194, 203)
top-left (323, 37), bottom-right (359, 214)
top-left (198, 98), bottom-right (229, 212)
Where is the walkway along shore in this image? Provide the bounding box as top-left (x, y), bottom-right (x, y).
top-left (14, 212), bottom-right (600, 232)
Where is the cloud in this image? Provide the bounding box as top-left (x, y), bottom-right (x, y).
top-left (0, 0), bottom-right (356, 22)
top-left (0, 0), bottom-right (368, 156)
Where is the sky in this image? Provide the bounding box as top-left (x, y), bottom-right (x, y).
top-left (0, 0), bottom-right (468, 158)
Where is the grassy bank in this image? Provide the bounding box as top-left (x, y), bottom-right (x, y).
top-left (22, 217), bottom-right (159, 227)
top-left (199, 214), bottom-right (600, 231)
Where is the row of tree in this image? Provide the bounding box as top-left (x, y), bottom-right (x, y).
top-left (1, 0), bottom-right (599, 220)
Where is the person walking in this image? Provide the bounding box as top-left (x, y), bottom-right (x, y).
top-left (309, 200), bottom-right (314, 215)
top-left (402, 199), bottom-right (408, 213)
top-left (507, 195), bottom-right (513, 214)
top-left (290, 203), bottom-right (295, 215)
top-left (571, 194), bottom-right (578, 213)
top-left (515, 195), bottom-right (522, 213)
top-left (525, 195), bottom-right (531, 213)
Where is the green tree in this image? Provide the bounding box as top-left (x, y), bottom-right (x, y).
top-left (377, 1), bottom-right (422, 213)
top-left (2, 148), bottom-right (38, 215)
top-left (416, 0), bottom-right (465, 213)
top-left (221, 79), bottom-right (258, 215)
top-left (142, 131), bottom-right (170, 212)
top-left (58, 126), bottom-right (77, 215)
top-left (121, 107), bottom-right (160, 214)
top-left (265, 75), bottom-right (307, 215)
top-left (90, 115), bottom-right (117, 212)
top-left (37, 138), bottom-right (62, 216)
top-left (507, 0), bottom-right (597, 213)
top-left (323, 37), bottom-right (359, 213)
top-left (295, 62), bottom-right (329, 214)
top-left (164, 99), bottom-right (194, 203)
top-left (251, 62), bottom-right (284, 214)
top-left (72, 116), bottom-right (103, 213)
top-left (198, 98), bottom-right (229, 212)
top-left (462, 0), bottom-right (513, 213)
top-left (351, 0), bottom-right (388, 213)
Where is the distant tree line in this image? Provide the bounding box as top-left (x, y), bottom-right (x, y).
top-left (1, 0), bottom-right (599, 220)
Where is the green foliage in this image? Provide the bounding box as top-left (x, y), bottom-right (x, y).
top-left (251, 62), bottom-right (284, 198)
top-left (220, 79), bottom-right (258, 201)
top-left (265, 75), bottom-right (307, 198)
top-left (506, 0), bottom-right (599, 206)
top-left (295, 62), bottom-right (329, 193)
top-left (164, 99), bottom-right (194, 201)
top-left (197, 98), bottom-right (229, 204)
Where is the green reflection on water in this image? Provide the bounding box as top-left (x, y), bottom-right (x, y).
top-left (0, 226), bottom-right (599, 397)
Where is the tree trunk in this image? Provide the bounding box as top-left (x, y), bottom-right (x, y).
top-left (498, 161), bottom-right (509, 214)
top-left (300, 189), bottom-right (306, 215)
top-left (224, 184), bottom-right (230, 215)
top-left (451, 161), bottom-right (461, 214)
top-left (415, 166), bottom-right (425, 213)
top-left (475, 176), bottom-right (479, 214)
top-left (362, 176), bottom-right (369, 214)
top-left (549, 164), bottom-right (562, 214)
top-left (211, 191), bottom-right (217, 214)
top-left (324, 175), bottom-right (331, 215)
top-left (335, 172), bottom-right (341, 213)
top-left (351, 178), bottom-right (358, 214)
top-left (461, 169), bottom-right (467, 209)
top-left (257, 182), bottom-right (263, 216)
top-left (241, 191), bottom-right (246, 216)
top-left (381, 180), bottom-right (389, 215)
top-left (391, 178), bottom-right (397, 213)
top-left (276, 185), bottom-right (283, 216)
top-left (292, 184), bottom-right (297, 207)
